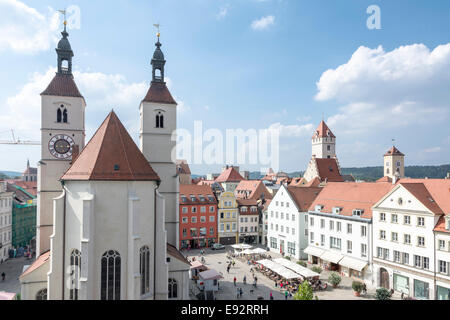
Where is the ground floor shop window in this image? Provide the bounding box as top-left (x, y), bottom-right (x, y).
top-left (393, 274), bottom-right (409, 294)
top-left (270, 237), bottom-right (277, 249)
top-left (287, 242), bottom-right (295, 255)
top-left (413, 279), bottom-right (429, 300)
top-left (437, 286), bottom-right (450, 300)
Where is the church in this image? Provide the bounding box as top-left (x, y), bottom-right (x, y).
top-left (19, 23), bottom-right (190, 300)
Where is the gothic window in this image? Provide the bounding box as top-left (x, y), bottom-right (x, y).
top-left (63, 108), bottom-right (68, 123)
top-left (69, 249), bottom-right (81, 300)
top-left (155, 111), bottom-right (164, 128)
top-left (101, 250), bottom-right (121, 300)
top-left (36, 288), bottom-right (47, 300)
top-left (140, 246), bottom-right (150, 296)
top-left (57, 108), bottom-right (62, 123)
top-left (327, 145), bottom-right (331, 151)
top-left (57, 105), bottom-right (68, 123)
top-left (168, 278), bottom-right (178, 299)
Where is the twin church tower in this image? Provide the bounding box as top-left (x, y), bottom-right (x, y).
top-left (22, 22), bottom-right (187, 300)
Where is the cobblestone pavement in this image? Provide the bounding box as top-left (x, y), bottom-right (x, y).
top-left (185, 246), bottom-right (383, 300)
top-left (0, 257), bottom-right (34, 294)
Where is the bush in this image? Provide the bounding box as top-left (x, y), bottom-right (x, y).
top-left (311, 266), bottom-right (322, 274)
top-left (375, 288), bottom-right (391, 300)
top-left (328, 272), bottom-right (342, 287)
top-left (297, 261), bottom-right (307, 267)
top-left (352, 281), bottom-right (364, 293)
top-left (284, 256), bottom-right (291, 260)
top-left (294, 281), bottom-right (314, 300)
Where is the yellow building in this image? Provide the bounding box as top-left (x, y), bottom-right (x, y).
top-left (217, 192), bottom-right (238, 245)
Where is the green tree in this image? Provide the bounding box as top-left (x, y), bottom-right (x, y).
top-left (294, 281), bottom-right (314, 300)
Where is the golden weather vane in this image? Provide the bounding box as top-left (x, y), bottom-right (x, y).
top-left (153, 23), bottom-right (161, 39)
top-left (58, 9), bottom-right (67, 27)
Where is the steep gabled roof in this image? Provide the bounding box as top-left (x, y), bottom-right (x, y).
top-left (312, 121), bottom-right (335, 139)
top-left (315, 158), bottom-right (343, 182)
top-left (41, 73), bottom-right (83, 98)
top-left (235, 180), bottom-right (273, 200)
top-left (61, 111), bottom-right (160, 181)
top-left (287, 186), bottom-right (323, 212)
top-left (142, 82), bottom-right (177, 104)
top-left (176, 159), bottom-right (191, 174)
top-left (434, 216), bottom-right (450, 234)
top-left (215, 167), bottom-right (245, 183)
top-left (400, 183), bottom-right (444, 215)
top-left (384, 146), bottom-right (404, 157)
top-left (179, 184), bottom-right (217, 204)
top-left (167, 243), bottom-right (190, 265)
top-left (20, 250), bottom-right (50, 279)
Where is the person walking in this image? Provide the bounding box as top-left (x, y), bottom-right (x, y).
top-left (243, 276), bottom-right (246, 285)
top-left (234, 277), bottom-right (237, 286)
top-left (232, 260), bottom-right (235, 268)
top-left (1, 272), bottom-right (5, 281)
top-left (236, 287), bottom-right (240, 299)
top-left (227, 265), bottom-right (230, 273)
top-left (239, 287), bottom-right (243, 298)
top-left (285, 290), bottom-right (289, 300)
top-left (270, 291), bottom-right (274, 300)
top-left (274, 281), bottom-right (278, 288)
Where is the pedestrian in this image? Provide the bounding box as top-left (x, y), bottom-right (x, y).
top-left (1, 272), bottom-right (5, 281)
top-left (275, 281), bottom-right (277, 288)
top-left (285, 290), bottom-right (288, 300)
top-left (239, 287), bottom-right (243, 298)
top-left (236, 288), bottom-right (240, 299)
top-left (234, 277), bottom-right (237, 286)
top-left (227, 266), bottom-right (230, 273)
top-left (270, 291), bottom-right (274, 300)
top-left (243, 276), bottom-right (246, 285)
top-left (280, 282), bottom-right (283, 289)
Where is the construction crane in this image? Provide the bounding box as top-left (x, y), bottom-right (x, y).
top-left (0, 129), bottom-right (40, 145)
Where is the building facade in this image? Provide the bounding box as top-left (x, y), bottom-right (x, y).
top-left (179, 185), bottom-right (218, 249)
top-left (217, 192), bottom-right (238, 245)
top-left (267, 185), bottom-right (322, 260)
top-left (0, 181), bottom-right (13, 263)
top-left (384, 146), bottom-right (405, 179)
top-left (237, 199), bottom-right (259, 244)
top-left (372, 179), bottom-right (450, 299)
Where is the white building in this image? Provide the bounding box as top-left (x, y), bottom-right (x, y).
top-left (0, 181), bottom-right (13, 263)
top-left (372, 179), bottom-right (450, 299)
top-left (267, 185), bottom-right (322, 260)
top-left (237, 199), bottom-right (259, 244)
top-left (306, 181), bottom-right (393, 287)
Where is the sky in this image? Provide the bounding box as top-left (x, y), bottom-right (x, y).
top-left (0, 0), bottom-right (449, 175)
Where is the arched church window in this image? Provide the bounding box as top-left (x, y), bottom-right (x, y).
top-left (57, 108), bottom-right (62, 123)
top-left (168, 278), bottom-right (178, 299)
top-left (36, 288), bottom-right (47, 300)
top-left (69, 249), bottom-right (81, 300)
top-left (140, 246), bottom-right (150, 296)
top-left (101, 250), bottom-right (121, 300)
top-left (63, 108), bottom-right (68, 123)
top-left (156, 112), bottom-right (164, 128)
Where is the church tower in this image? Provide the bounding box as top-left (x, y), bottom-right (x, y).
top-left (384, 146), bottom-right (405, 179)
top-left (37, 22), bottom-right (85, 255)
top-left (140, 33), bottom-right (179, 248)
top-left (311, 121), bottom-right (336, 159)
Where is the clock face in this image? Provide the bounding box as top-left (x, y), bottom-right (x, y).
top-left (48, 134), bottom-right (75, 159)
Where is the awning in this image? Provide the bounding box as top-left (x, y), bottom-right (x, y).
top-left (321, 251), bottom-right (344, 264)
top-left (304, 246), bottom-right (325, 257)
top-left (257, 259), bottom-right (302, 280)
top-left (339, 256), bottom-right (368, 272)
top-left (199, 269), bottom-right (223, 280)
top-left (273, 258), bottom-right (320, 278)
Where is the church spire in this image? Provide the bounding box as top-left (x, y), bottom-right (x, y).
top-left (56, 17), bottom-right (74, 75)
top-left (151, 26), bottom-right (166, 83)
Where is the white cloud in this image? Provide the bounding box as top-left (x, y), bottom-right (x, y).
top-left (251, 15), bottom-right (275, 30)
top-left (423, 147), bottom-right (442, 153)
top-left (316, 44), bottom-right (450, 135)
top-left (268, 122), bottom-right (314, 137)
top-left (0, 0), bottom-right (61, 53)
top-left (216, 5), bottom-right (230, 20)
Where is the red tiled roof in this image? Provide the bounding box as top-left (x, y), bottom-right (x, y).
top-left (287, 186), bottom-right (323, 212)
top-left (384, 146), bottom-right (404, 157)
top-left (62, 111), bottom-right (160, 181)
top-left (41, 73), bottom-right (83, 98)
top-left (176, 160), bottom-right (191, 174)
top-left (235, 180), bottom-right (273, 200)
top-left (434, 216), bottom-right (450, 233)
top-left (20, 250), bottom-right (50, 279)
top-left (309, 182), bottom-right (394, 219)
top-left (315, 158), bottom-right (343, 182)
top-left (179, 184), bottom-right (217, 204)
top-left (400, 183), bottom-right (444, 215)
top-left (215, 167), bottom-right (245, 183)
top-left (289, 177), bottom-right (307, 187)
top-left (6, 180), bottom-right (37, 197)
top-left (312, 121), bottom-right (335, 139)
top-left (376, 176), bottom-right (392, 183)
top-left (305, 177), bottom-right (322, 187)
top-left (143, 82), bottom-right (177, 104)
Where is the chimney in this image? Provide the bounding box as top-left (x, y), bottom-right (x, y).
top-left (71, 145), bottom-right (80, 163)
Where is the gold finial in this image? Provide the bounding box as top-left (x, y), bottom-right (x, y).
top-left (153, 23), bottom-right (161, 39)
top-left (58, 9), bottom-right (67, 29)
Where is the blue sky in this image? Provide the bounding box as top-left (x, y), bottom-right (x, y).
top-left (0, 0), bottom-right (449, 175)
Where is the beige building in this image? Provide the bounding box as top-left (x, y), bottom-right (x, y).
top-left (176, 160), bottom-right (192, 185)
top-left (217, 192), bottom-right (238, 245)
top-left (384, 146), bottom-right (405, 179)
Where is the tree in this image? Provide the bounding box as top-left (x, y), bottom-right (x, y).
top-left (328, 272), bottom-right (342, 288)
top-left (294, 281), bottom-right (314, 300)
top-left (375, 288), bottom-right (391, 300)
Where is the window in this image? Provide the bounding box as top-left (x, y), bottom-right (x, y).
top-left (310, 232), bottom-right (314, 244)
top-left (209, 216), bottom-right (215, 222)
top-left (402, 252), bottom-right (409, 265)
top-left (292, 215), bottom-right (295, 222)
top-left (140, 246), bottom-right (150, 296)
top-left (361, 226), bottom-right (367, 237)
top-left (391, 214), bottom-right (398, 223)
top-left (36, 288), bottom-right (47, 300)
top-left (347, 223), bottom-right (352, 234)
top-left (414, 255), bottom-right (422, 268)
top-left (168, 278), bottom-right (178, 299)
top-left (394, 250), bottom-right (401, 262)
top-left (391, 232), bottom-right (398, 242)
top-left (182, 228), bottom-right (187, 237)
top-left (329, 220), bottom-right (334, 230)
top-left (101, 250), bottom-right (121, 300)
top-left (192, 207), bottom-right (197, 213)
top-left (418, 217), bottom-right (425, 227)
top-left (57, 105), bottom-right (68, 123)
top-left (270, 237), bottom-right (277, 249)
top-left (210, 227), bottom-right (214, 235)
top-left (404, 234), bottom-right (411, 245)
top-left (280, 225), bottom-right (284, 233)
top-left (418, 236), bottom-right (425, 247)
top-left (439, 260), bottom-right (448, 274)
top-left (380, 213), bottom-right (386, 222)
top-left (69, 249), bottom-right (81, 300)
top-left (336, 222), bottom-right (341, 232)
top-left (182, 207), bottom-right (188, 214)
top-left (380, 230), bottom-right (386, 240)
top-left (310, 217), bottom-right (314, 227)
top-left (377, 247), bottom-right (383, 258)
top-left (182, 217), bottom-right (188, 224)
top-left (286, 227), bottom-right (289, 234)
top-left (404, 215), bottom-right (411, 225)
top-left (209, 206), bottom-right (215, 213)
top-left (330, 237), bottom-right (341, 250)
top-left (383, 248), bottom-right (389, 260)
top-left (361, 244), bottom-right (367, 257)
top-left (156, 112), bottom-right (164, 128)
top-left (439, 240), bottom-right (446, 251)
top-left (200, 206), bottom-right (206, 213)
top-left (347, 240), bottom-right (352, 254)
top-left (287, 242), bottom-right (295, 255)
top-left (321, 235), bottom-right (325, 246)
top-left (191, 217), bottom-right (197, 223)
top-left (414, 279), bottom-right (429, 300)
top-left (200, 216), bottom-right (206, 223)
top-left (423, 257), bottom-right (429, 269)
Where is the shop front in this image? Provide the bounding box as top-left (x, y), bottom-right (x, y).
top-left (339, 256), bottom-right (368, 281)
top-left (239, 233), bottom-right (257, 244)
top-left (304, 246), bottom-right (325, 265)
top-left (393, 273), bottom-right (410, 295)
top-left (437, 285), bottom-right (450, 300)
top-left (413, 279), bottom-right (430, 300)
top-left (320, 250), bottom-right (344, 272)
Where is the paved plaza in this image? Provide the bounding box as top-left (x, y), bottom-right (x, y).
top-left (185, 246), bottom-right (390, 300)
top-left (0, 257), bottom-right (33, 294)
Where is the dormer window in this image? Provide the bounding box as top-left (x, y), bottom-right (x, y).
top-left (446, 217), bottom-right (450, 231)
top-left (333, 207), bottom-right (342, 214)
top-left (352, 209), bottom-right (364, 217)
top-left (190, 194), bottom-right (196, 202)
top-left (199, 195), bottom-right (205, 202)
top-left (315, 205), bottom-right (324, 212)
top-left (181, 195), bottom-right (187, 203)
